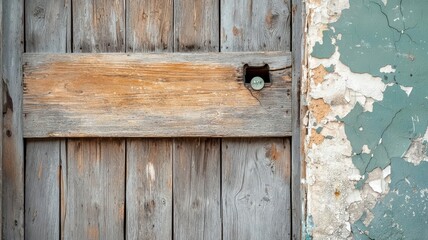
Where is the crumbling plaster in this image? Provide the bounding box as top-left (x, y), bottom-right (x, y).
top-left (304, 0), bottom-right (428, 239)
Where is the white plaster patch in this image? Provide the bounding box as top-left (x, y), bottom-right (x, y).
top-left (403, 137), bottom-right (428, 165)
top-left (362, 145), bottom-right (371, 154)
top-left (346, 190), bottom-right (362, 204)
top-left (369, 179), bottom-right (384, 193)
top-left (382, 0), bottom-right (388, 6)
top-left (380, 65), bottom-right (395, 73)
top-left (400, 85), bottom-right (413, 96)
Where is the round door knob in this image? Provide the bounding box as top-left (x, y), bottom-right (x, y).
top-left (250, 76), bottom-right (265, 91)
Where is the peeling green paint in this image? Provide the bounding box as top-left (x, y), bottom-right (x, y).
top-left (353, 159), bottom-right (428, 239)
top-left (311, 29), bottom-right (335, 59)
top-left (312, 0), bottom-right (428, 237)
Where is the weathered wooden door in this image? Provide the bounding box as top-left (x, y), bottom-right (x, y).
top-left (4, 0), bottom-right (295, 239)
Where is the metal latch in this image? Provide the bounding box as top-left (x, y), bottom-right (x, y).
top-left (243, 64), bottom-right (271, 91)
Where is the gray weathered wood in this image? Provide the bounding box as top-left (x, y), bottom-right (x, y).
top-left (173, 139), bottom-right (221, 240)
top-left (63, 139), bottom-right (125, 240)
top-left (23, 52), bottom-right (292, 138)
top-left (221, 0), bottom-right (291, 52)
top-left (2, 0), bottom-right (24, 239)
top-left (62, 3), bottom-right (126, 239)
top-left (291, 0), bottom-right (305, 239)
top-left (126, 139), bottom-right (173, 240)
top-left (174, 0), bottom-right (219, 52)
top-left (60, 139), bottom-right (66, 240)
top-left (126, 0), bottom-right (173, 52)
top-left (24, 1), bottom-right (70, 238)
top-left (222, 138), bottom-right (291, 240)
top-left (73, 0), bottom-right (125, 52)
top-left (0, 0), bottom-right (3, 237)
top-left (221, 1), bottom-right (292, 239)
top-left (25, 0), bottom-right (71, 53)
top-left (25, 140), bottom-right (60, 239)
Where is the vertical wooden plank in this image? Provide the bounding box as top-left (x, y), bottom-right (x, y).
top-left (2, 0), bottom-right (24, 238)
top-left (291, 0), bottom-right (305, 239)
top-left (174, 0), bottom-right (219, 52)
top-left (0, 0), bottom-right (3, 237)
top-left (173, 1), bottom-right (221, 239)
top-left (25, 140), bottom-right (60, 239)
top-left (173, 139), bottom-right (221, 240)
top-left (125, 1), bottom-right (174, 238)
top-left (63, 139), bottom-right (125, 240)
top-left (64, 2), bottom-right (126, 239)
top-left (24, 1), bottom-right (70, 239)
top-left (25, 0), bottom-right (71, 53)
top-left (222, 138), bottom-right (291, 240)
top-left (220, 0), bottom-right (291, 51)
top-left (126, 0), bottom-right (173, 52)
top-left (73, 0), bottom-right (125, 52)
top-left (221, 1), bottom-right (292, 239)
top-left (126, 139), bottom-right (172, 239)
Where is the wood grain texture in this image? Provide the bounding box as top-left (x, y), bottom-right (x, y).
top-left (23, 52), bottom-right (292, 138)
top-left (221, 0), bottom-right (291, 52)
top-left (291, 0), bottom-right (305, 239)
top-left (126, 139), bottom-right (173, 239)
top-left (174, 0), bottom-right (219, 51)
top-left (2, 0), bottom-right (24, 239)
top-left (126, 0), bottom-right (173, 52)
top-left (173, 139), bottom-right (221, 240)
top-left (222, 138), bottom-right (291, 240)
top-left (0, 0), bottom-right (3, 237)
top-left (24, 1), bottom-right (71, 238)
top-left (73, 0), bottom-right (125, 52)
top-left (63, 139), bottom-right (125, 240)
top-left (25, 140), bottom-right (60, 239)
top-left (25, 0), bottom-right (71, 52)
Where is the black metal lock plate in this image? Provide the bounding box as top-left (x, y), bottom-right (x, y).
top-left (243, 64), bottom-right (271, 84)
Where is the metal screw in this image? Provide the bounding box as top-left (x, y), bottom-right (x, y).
top-left (250, 76), bottom-right (265, 91)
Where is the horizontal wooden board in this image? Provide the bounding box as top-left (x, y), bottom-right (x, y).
top-left (23, 52), bottom-right (292, 137)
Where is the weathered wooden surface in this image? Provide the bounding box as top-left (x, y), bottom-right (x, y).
top-left (173, 139), bottom-right (221, 240)
top-left (2, 0), bottom-right (24, 238)
top-left (24, 1), bottom-right (70, 239)
top-left (25, 140), bottom-right (60, 239)
top-left (23, 52), bottom-right (292, 138)
top-left (221, 1), bottom-right (292, 239)
top-left (0, 0), bottom-right (3, 236)
top-left (62, 3), bottom-right (126, 240)
top-left (126, 0), bottom-right (173, 52)
top-left (174, 0), bottom-right (218, 52)
top-left (73, 0), bottom-right (125, 52)
top-left (221, 0), bottom-right (291, 51)
top-left (63, 139), bottom-right (125, 240)
top-left (25, 0), bottom-right (71, 52)
top-left (222, 138), bottom-right (291, 239)
top-left (291, 0), bottom-right (305, 238)
top-left (126, 139), bottom-right (173, 239)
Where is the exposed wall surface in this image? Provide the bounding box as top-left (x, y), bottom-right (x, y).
top-left (304, 0), bottom-right (428, 239)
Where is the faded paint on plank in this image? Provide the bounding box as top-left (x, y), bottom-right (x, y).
top-left (63, 139), bottom-right (125, 240)
top-left (2, 0), bottom-right (24, 239)
top-left (173, 139), bottom-right (222, 240)
top-left (23, 52), bottom-right (292, 138)
top-left (174, 0), bottom-right (219, 52)
top-left (73, 0), bottom-right (125, 52)
top-left (222, 138), bottom-right (291, 240)
top-left (25, 140), bottom-right (60, 239)
top-left (126, 139), bottom-right (173, 239)
top-left (126, 0), bottom-right (173, 52)
top-left (221, 0), bottom-right (291, 51)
